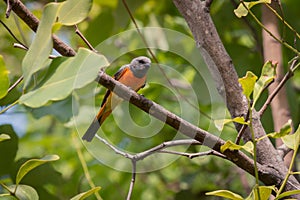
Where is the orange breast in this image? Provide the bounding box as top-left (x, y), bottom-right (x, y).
top-left (118, 69), bottom-right (146, 91)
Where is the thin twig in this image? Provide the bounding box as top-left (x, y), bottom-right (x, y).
top-left (126, 160), bottom-right (136, 200)
top-left (0, 100), bottom-right (19, 115)
top-left (72, 133), bottom-right (102, 200)
top-left (0, 20), bottom-right (27, 47)
top-left (75, 25), bottom-right (98, 53)
top-left (259, 59), bottom-right (299, 116)
top-left (121, 0), bottom-right (223, 125)
top-left (5, 0), bottom-right (12, 18)
top-left (7, 75), bottom-right (23, 93)
top-left (159, 149), bottom-right (226, 159)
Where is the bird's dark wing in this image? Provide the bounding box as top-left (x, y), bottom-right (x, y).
top-left (100, 65), bottom-right (129, 107)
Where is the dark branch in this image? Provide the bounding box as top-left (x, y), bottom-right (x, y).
top-left (4, 0), bottom-right (76, 57)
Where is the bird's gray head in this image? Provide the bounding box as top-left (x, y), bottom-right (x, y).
top-left (129, 56), bottom-right (151, 78)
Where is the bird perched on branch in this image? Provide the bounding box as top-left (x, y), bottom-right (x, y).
top-left (82, 56), bottom-right (151, 142)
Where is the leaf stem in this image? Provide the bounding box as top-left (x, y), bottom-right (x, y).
top-left (0, 100), bottom-right (19, 115)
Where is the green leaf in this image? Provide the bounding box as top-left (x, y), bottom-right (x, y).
top-left (267, 119), bottom-right (292, 138)
top-left (238, 71), bottom-right (257, 99)
top-left (0, 134), bottom-right (11, 142)
top-left (70, 187), bottom-right (101, 200)
top-left (22, 3), bottom-right (60, 88)
top-left (253, 61), bottom-right (276, 106)
top-left (8, 184), bottom-right (38, 200)
top-left (0, 55), bottom-right (10, 99)
top-left (276, 190), bottom-right (300, 200)
top-left (282, 124), bottom-right (300, 150)
top-left (19, 48), bottom-right (109, 108)
top-left (16, 155), bottom-right (59, 185)
top-left (206, 190), bottom-right (243, 200)
top-left (221, 140), bottom-right (253, 155)
top-left (246, 186), bottom-right (275, 200)
top-left (57, 0), bottom-right (92, 25)
top-left (234, 0), bottom-right (271, 18)
top-left (214, 117), bottom-right (248, 131)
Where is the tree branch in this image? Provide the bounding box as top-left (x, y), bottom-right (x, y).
top-left (4, 0), bottom-right (76, 57)
top-left (172, 0), bottom-right (300, 193)
top-left (95, 70), bottom-right (300, 191)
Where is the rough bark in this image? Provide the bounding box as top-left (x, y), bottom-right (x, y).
top-left (172, 0), bottom-right (300, 193)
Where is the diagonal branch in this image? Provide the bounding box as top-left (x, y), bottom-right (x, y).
top-left (4, 0), bottom-right (76, 57)
top-left (95, 70), bottom-right (298, 190)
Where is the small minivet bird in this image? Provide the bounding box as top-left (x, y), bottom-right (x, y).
top-left (82, 56), bottom-right (151, 142)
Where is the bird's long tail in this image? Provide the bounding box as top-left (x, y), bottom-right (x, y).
top-left (82, 102), bottom-right (112, 142)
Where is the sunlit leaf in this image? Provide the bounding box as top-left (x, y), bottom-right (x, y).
top-left (267, 119), bottom-right (292, 138)
top-left (238, 71), bottom-right (257, 99)
top-left (70, 187), bottom-right (101, 200)
top-left (8, 184), bottom-right (39, 200)
top-left (0, 55), bottom-right (10, 99)
top-left (246, 186), bottom-right (275, 200)
top-left (206, 189), bottom-right (243, 200)
top-left (16, 155), bottom-right (60, 185)
top-left (57, 0), bottom-right (92, 25)
top-left (214, 117), bottom-right (248, 131)
top-left (0, 134), bottom-right (10, 142)
top-left (234, 0), bottom-right (271, 18)
top-left (282, 124), bottom-right (300, 150)
top-left (275, 190), bottom-right (300, 200)
top-left (221, 140), bottom-right (253, 155)
top-left (22, 3), bottom-right (59, 88)
top-left (253, 61), bottom-right (276, 107)
top-left (20, 48), bottom-right (109, 108)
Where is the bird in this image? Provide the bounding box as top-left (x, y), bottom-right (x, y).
top-left (82, 56), bottom-right (151, 142)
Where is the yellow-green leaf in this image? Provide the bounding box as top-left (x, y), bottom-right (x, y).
top-left (253, 61), bottom-right (276, 107)
top-left (221, 140), bottom-right (253, 155)
top-left (214, 117), bottom-right (248, 131)
top-left (234, 0), bottom-right (271, 18)
top-left (8, 184), bottom-right (39, 200)
top-left (0, 55), bottom-right (10, 99)
top-left (70, 187), bottom-right (101, 200)
top-left (246, 186), bottom-right (275, 200)
top-left (238, 71), bottom-right (257, 99)
top-left (275, 190), bottom-right (300, 200)
top-left (206, 190), bottom-right (243, 200)
top-left (19, 48), bottom-right (109, 108)
top-left (22, 3), bottom-right (59, 88)
top-left (16, 155), bottom-right (60, 185)
top-left (267, 119), bottom-right (292, 138)
top-left (0, 134), bottom-right (11, 142)
top-left (57, 0), bottom-right (92, 25)
top-left (282, 124), bottom-right (300, 151)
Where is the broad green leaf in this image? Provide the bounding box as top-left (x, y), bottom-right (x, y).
top-left (276, 190), bottom-right (300, 200)
top-left (267, 119), bottom-right (292, 138)
top-left (57, 0), bottom-right (92, 25)
top-left (221, 140), bottom-right (253, 155)
top-left (8, 184), bottom-right (38, 200)
top-left (19, 48), bottom-right (109, 108)
top-left (16, 155), bottom-right (59, 185)
top-left (282, 124), bottom-right (300, 150)
top-left (70, 187), bottom-right (101, 200)
top-left (22, 3), bottom-right (59, 88)
top-left (238, 71), bottom-right (257, 99)
top-left (0, 55), bottom-right (10, 99)
top-left (234, 0), bottom-right (271, 18)
top-left (214, 117), bottom-right (248, 131)
top-left (253, 61), bottom-right (276, 106)
top-left (206, 190), bottom-right (243, 200)
top-left (0, 134), bottom-right (10, 142)
top-left (246, 186), bottom-right (275, 200)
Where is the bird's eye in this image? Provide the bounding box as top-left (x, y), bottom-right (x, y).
top-left (138, 60), bottom-right (146, 64)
